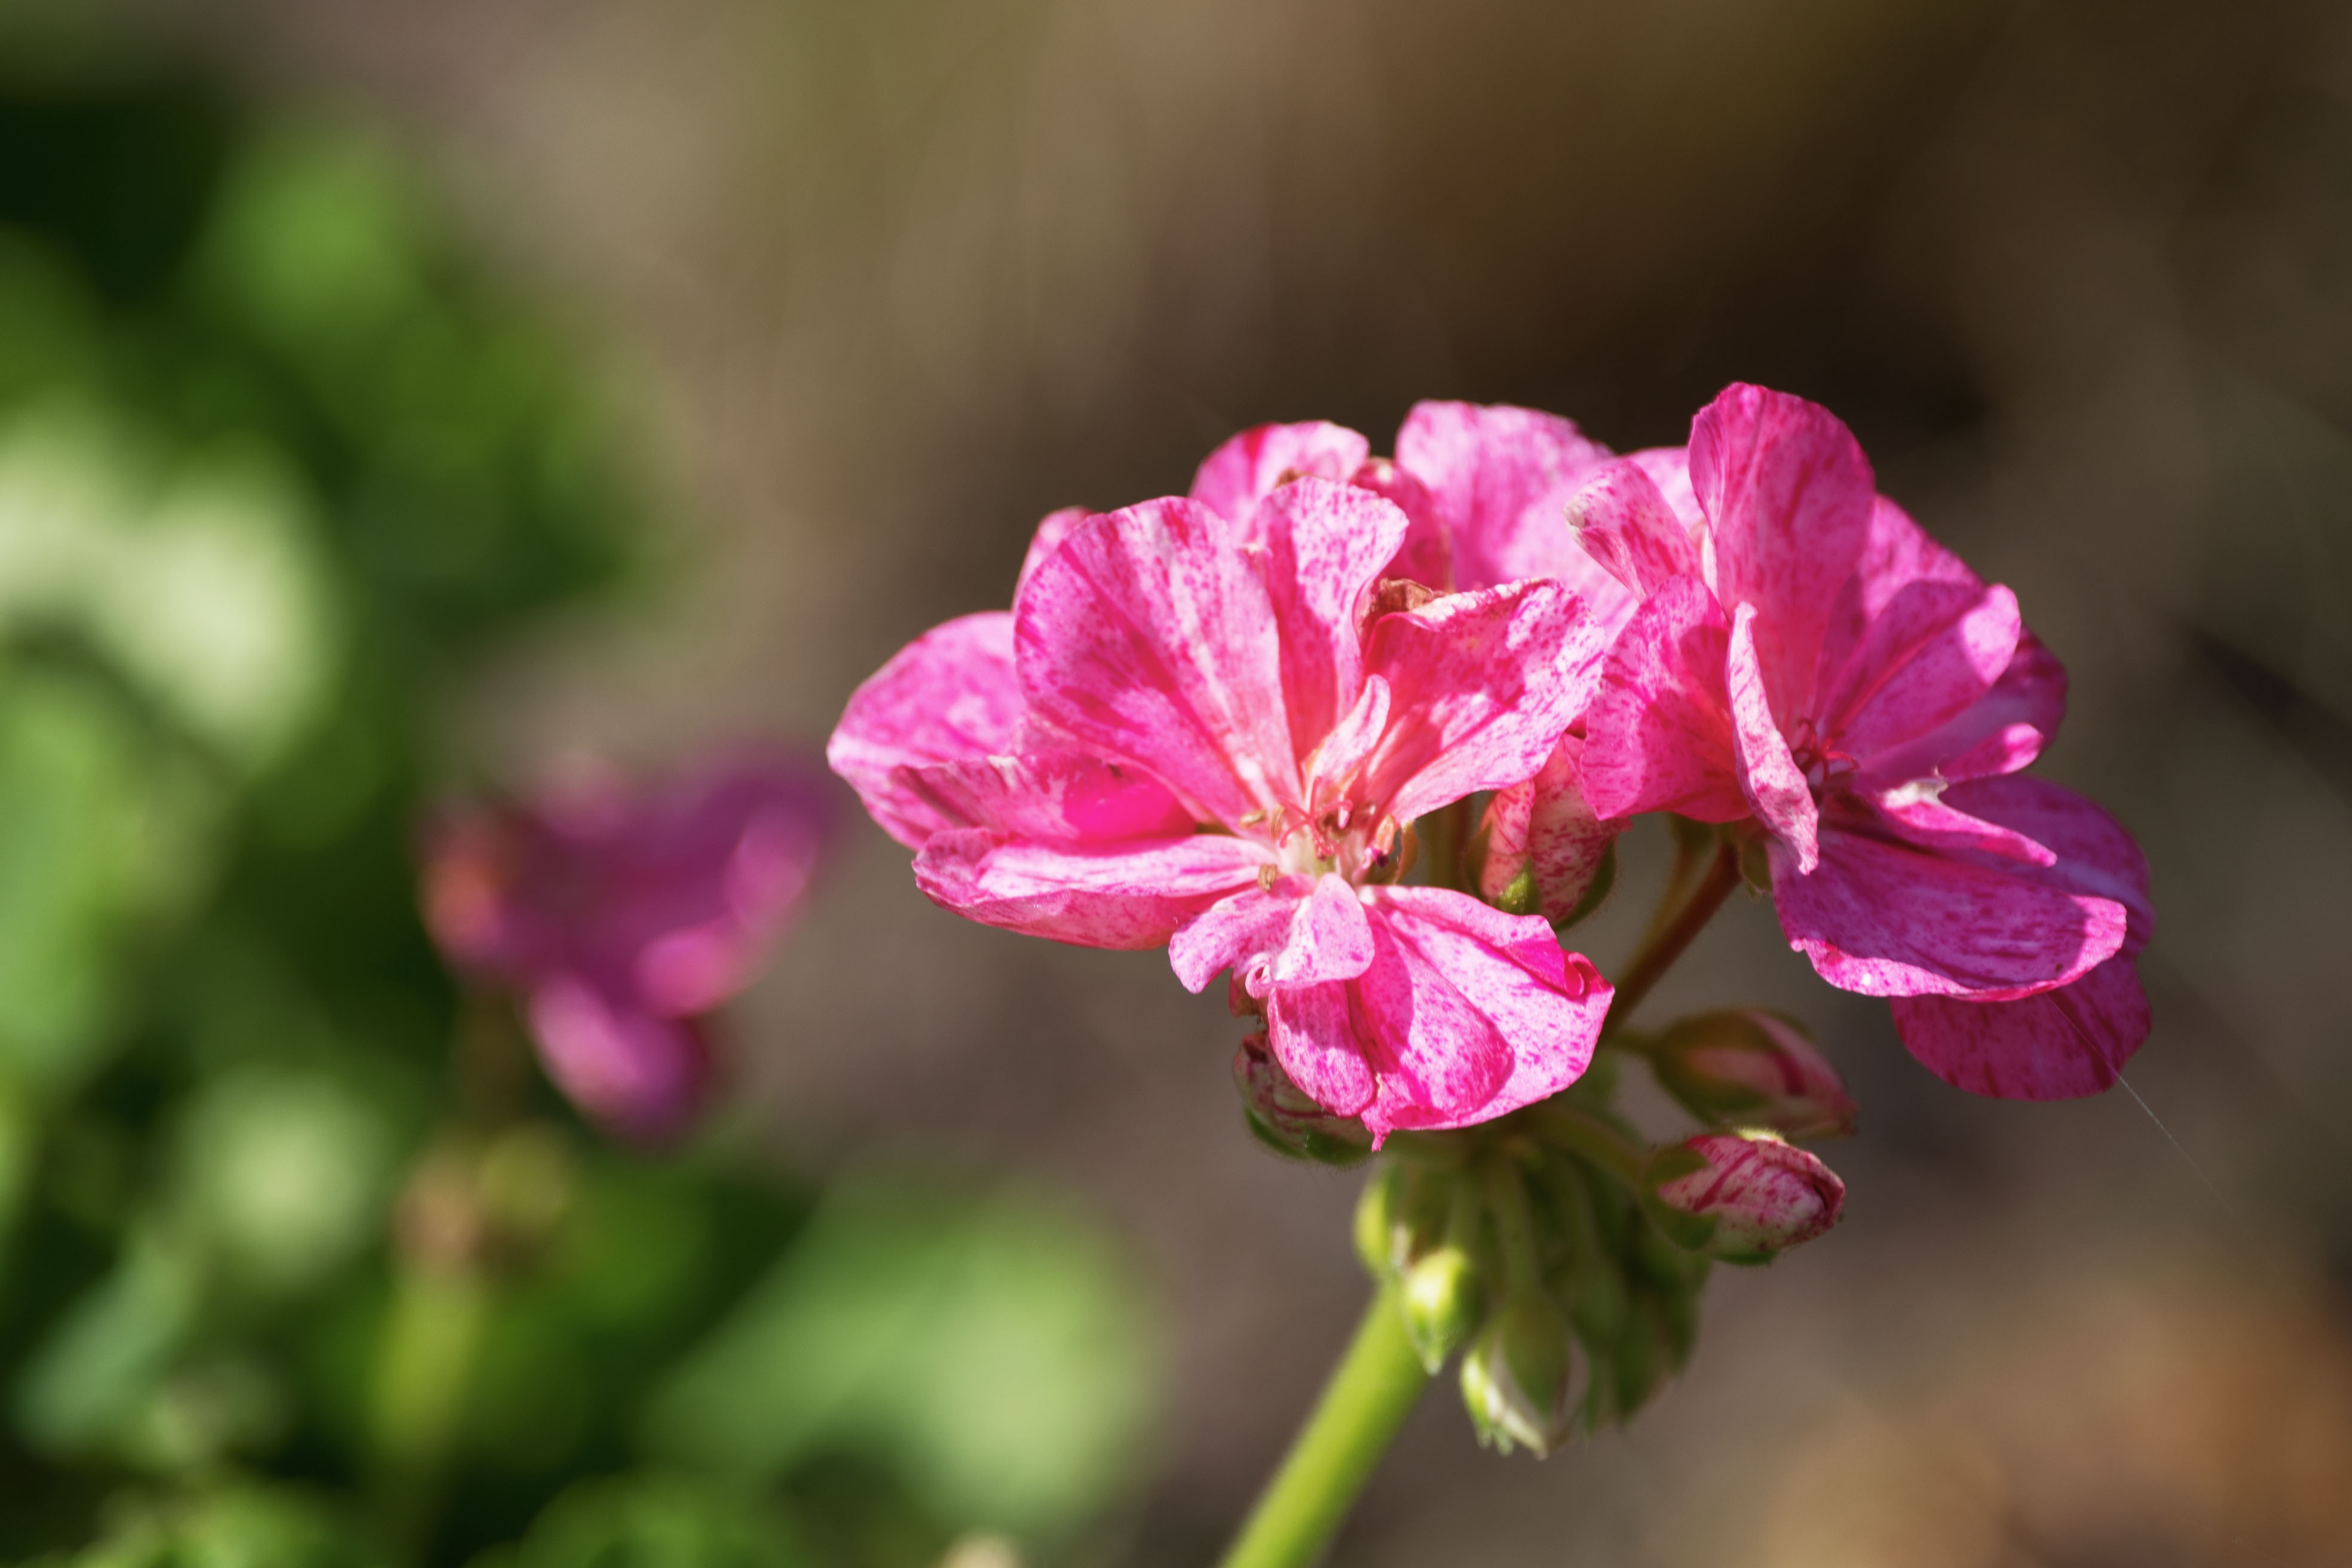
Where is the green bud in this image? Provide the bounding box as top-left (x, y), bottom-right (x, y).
top-left (1399, 1245), bottom-right (1482, 1373)
top-left (1459, 1291), bottom-right (1576, 1456)
top-left (1353, 1159), bottom-right (1455, 1280)
top-left (1563, 1252), bottom-right (1628, 1354)
top-left (1354, 1163), bottom-right (1402, 1278)
top-left (1610, 1298), bottom-right (1666, 1420)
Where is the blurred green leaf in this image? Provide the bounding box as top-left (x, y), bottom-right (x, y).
top-left (172, 1065), bottom-right (400, 1298)
top-left (642, 1175), bottom-right (1157, 1545)
top-left (0, 667), bottom-right (213, 1091)
top-left (13, 1228), bottom-right (201, 1457)
top-left (23, 1477), bottom-right (388, 1568)
top-left (485, 1473), bottom-right (810, 1568)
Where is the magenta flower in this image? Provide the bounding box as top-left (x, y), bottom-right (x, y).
top-left (1575, 383), bottom-right (2153, 1098)
top-left (1183, 404), bottom-right (1644, 923)
top-left (421, 754), bottom-right (836, 1141)
top-left (831, 473), bottom-right (1615, 1141)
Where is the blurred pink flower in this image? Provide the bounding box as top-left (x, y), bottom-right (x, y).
top-left (1576, 383), bottom-right (2152, 1098)
top-left (421, 754), bottom-right (836, 1141)
top-left (831, 475), bottom-right (1613, 1142)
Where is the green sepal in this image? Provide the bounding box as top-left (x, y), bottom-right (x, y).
top-left (1244, 1106), bottom-right (1374, 1167)
top-left (1636, 1145), bottom-right (1721, 1253)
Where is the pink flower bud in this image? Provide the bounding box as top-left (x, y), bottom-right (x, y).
top-left (1647, 1009), bottom-right (1858, 1140)
top-left (1649, 1132), bottom-right (1844, 1264)
top-left (1233, 1035), bottom-right (1373, 1165)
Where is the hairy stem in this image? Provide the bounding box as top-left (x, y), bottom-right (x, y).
top-left (1605, 840), bottom-right (1741, 1034)
top-left (1217, 1285), bottom-right (1432, 1568)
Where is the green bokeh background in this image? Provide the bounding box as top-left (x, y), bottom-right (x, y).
top-left (0, 20), bottom-right (1158, 1566)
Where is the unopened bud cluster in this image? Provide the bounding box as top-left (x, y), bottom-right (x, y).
top-left (1345, 1031), bottom-right (1850, 1454)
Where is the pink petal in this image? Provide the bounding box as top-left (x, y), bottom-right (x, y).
top-left (1357, 578), bottom-right (1602, 824)
top-left (1888, 954), bottom-right (2149, 1100)
top-left (1015, 506), bottom-right (1093, 599)
top-left (1825, 583), bottom-right (2023, 770)
top-left (829, 612), bottom-right (1026, 849)
top-left (1394, 400), bottom-right (1613, 591)
top-left (1478, 734), bottom-right (1624, 923)
top-left (912, 828), bottom-right (1269, 949)
top-left (1861, 631), bottom-right (2068, 789)
top-left (1566, 459), bottom-right (1701, 599)
top-left (1171, 881), bottom-right (1301, 993)
top-left (1772, 824), bottom-right (2130, 1000)
top-left (1688, 384), bottom-right (1874, 721)
top-left (1872, 791), bottom-right (2056, 870)
top-left (1814, 495), bottom-right (1982, 685)
top-left (1241, 477), bottom-right (1408, 762)
top-left (1016, 499), bottom-right (1300, 825)
top-left (1348, 458), bottom-right (1453, 588)
top-left (1169, 872), bottom-right (1375, 995)
top-left (1265, 981), bottom-right (1376, 1117)
top-left (1189, 421), bottom-right (1370, 523)
top-left (1349, 886), bottom-right (1612, 1141)
top-left (1728, 602), bottom-right (1819, 871)
top-left (1935, 775), bottom-right (2153, 950)
top-left (890, 750), bottom-right (1198, 843)
top-left (527, 973), bottom-right (709, 1143)
top-left (1305, 674), bottom-right (1391, 801)
top-left (1579, 575), bottom-right (1747, 822)
top-left (1625, 447), bottom-right (1700, 529)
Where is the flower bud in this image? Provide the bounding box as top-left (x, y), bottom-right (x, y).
top-left (1459, 1291), bottom-right (1576, 1456)
top-left (1233, 1036), bottom-right (1373, 1165)
top-left (1648, 1132), bottom-right (1845, 1264)
top-left (1647, 1009), bottom-right (1857, 1140)
top-left (1398, 1245), bottom-right (1482, 1373)
top-left (1353, 1159), bottom-right (1453, 1279)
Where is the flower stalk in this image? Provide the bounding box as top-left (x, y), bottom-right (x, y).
top-left (1603, 838), bottom-right (1741, 1033)
top-left (1215, 1285), bottom-right (1432, 1568)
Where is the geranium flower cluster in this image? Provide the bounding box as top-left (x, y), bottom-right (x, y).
top-left (830, 384), bottom-right (2152, 1457)
top-left (831, 384), bottom-right (2152, 1134)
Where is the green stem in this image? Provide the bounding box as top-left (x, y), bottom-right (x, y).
top-left (1217, 1285), bottom-right (1432, 1568)
top-left (1604, 840), bottom-right (1741, 1035)
top-left (369, 1259), bottom-right (489, 1555)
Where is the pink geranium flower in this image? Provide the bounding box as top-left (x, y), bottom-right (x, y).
top-left (1574, 383), bottom-right (2153, 1098)
top-left (831, 473), bottom-right (1615, 1141)
top-left (421, 754), bottom-right (837, 1140)
top-left (1181, 405), bottom-right (1642, 923)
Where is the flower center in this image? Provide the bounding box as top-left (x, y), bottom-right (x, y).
top-left (1784, 718), bottom-right (1859, 804)
top-left (1258, 800), bottom-right (1401, 885)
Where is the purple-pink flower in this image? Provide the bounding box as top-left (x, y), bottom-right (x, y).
top-left (831, 464), bottom-right (1616, 1143)
top-left (1573, 384), bottom-right (2153, 1099)
top-left (421, 754), bottom-right (836, 1141)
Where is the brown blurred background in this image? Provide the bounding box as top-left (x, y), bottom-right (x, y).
top-left (139, 0), bottom-right (2352, 1560)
